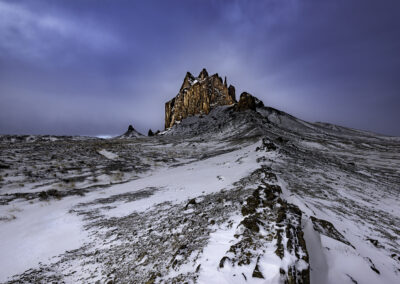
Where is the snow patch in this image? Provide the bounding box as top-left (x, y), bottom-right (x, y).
top-left (98, 149), bottom-right (118, 160)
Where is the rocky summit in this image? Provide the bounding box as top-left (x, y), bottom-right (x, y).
top-left (0, 69), bottom-right (399, 284)
top-left (118, 124), bottom-right (143, 138)
top-left (165, 68), bottom-right (236, 129)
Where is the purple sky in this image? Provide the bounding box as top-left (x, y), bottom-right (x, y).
top-left (1, 0), bottom-right (399, 136)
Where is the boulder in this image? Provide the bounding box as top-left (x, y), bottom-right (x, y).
top-left (236, 92), bottom-right (256, 111)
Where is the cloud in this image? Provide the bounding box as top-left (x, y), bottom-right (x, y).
top-left (0, 1), bottom-right (120, 61)
top-left (0, 0), bottom-right (399, 136)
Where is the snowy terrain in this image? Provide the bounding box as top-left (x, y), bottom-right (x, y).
top-left (0, 105), bottom-right (399, 283)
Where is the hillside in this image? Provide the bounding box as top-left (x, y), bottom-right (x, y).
top-left (0, 70), bottom-right (399, 284)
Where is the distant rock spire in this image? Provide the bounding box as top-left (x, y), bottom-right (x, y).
top-left (228, 85), bottom-right (236, 102)
top-left (224, 76), bottom-right (227, 87)
top-left (198, 68), bottom-right (209, 80)
top-left (120, 124), bottom-right (143, 138)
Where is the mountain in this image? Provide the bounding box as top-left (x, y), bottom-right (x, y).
top-left (117, 124), bottom-right (143, 138)
top-left (0, 70), bottom-right (399, 284)
top-left (165, 68), bottom-right (236, 129)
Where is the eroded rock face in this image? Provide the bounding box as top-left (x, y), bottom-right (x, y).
top-left (235, 92), bottom-right (264, 111)
top-left (165, 69), bottom-right (237, 129)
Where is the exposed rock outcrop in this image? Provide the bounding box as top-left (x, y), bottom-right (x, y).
top-left (165, 69), bottom-right (237, 129)
top-left (164, 69), bottom-right (268, 129)
top-left (119, 125), bottom-right (143, 138)
top-left (235, 92), bottom-right (265, 112)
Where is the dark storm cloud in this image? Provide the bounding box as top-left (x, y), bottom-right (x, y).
top-left (0, 0), bottom-right (399, 136)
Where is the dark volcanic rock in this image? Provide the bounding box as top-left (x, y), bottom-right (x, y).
top-left (235, 92), bottom-right (264, 111)
top-left (120, 125), bottom-right (143, 138)
top-left (228, 85), bottom-right (236, 103)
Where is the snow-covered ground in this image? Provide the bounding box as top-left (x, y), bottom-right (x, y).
top-left (0, 196), bottom-right (87, 281)
top-left (0, 105), bottom-right (399, 283)
top-left (0, 134), bottom-right (264, 282)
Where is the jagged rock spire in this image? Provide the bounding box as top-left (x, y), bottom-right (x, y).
top-left (163, 69), bottom-right (266, 129)
top-left (198, 68), bottom-right (209, 80)
top-left (228, 85), bottom-right (235, 102)
top-left (180, 72), bottom-right (195, 92)
top-left (121, 124), bottom-right (143, 138)
top-left (165, 69), bottom-right (237, 129)
top-left (185, 71), bottom-right (195, 79)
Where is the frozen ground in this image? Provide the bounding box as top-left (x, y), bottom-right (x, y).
top-left (0, 105), bottom-right (399, 283)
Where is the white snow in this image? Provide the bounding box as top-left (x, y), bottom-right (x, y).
top-left (97, 149), bottom-right (118, 160)
top-left (101, 142), bottom-right (261, 217)
top-left (0, 197), bottom-right (87, 282)
top-left (0, 141), bottom-right (263, 282)
top-left (1, 107), bottom-right (399, 283)
top-left (197, 215), bottom-right (243, 284)
top-left (95, 135), bottom-right (113, 139)
top-left (197, 215), bottom-right (286, 284)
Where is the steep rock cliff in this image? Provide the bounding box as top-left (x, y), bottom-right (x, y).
top-left (165, 68), bottom-right (236, 129)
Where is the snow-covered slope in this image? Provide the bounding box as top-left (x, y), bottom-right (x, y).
top-left (0, 105), bottom-right (399, 283)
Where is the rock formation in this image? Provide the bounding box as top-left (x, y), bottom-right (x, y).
top-left (235, 92), bottom-right (264, 112)
top-left (120, 125), bottom-right (143, 138)
top-left (165, 68), bottom-right (237, 129)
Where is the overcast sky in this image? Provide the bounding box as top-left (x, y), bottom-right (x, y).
top-left (1, 0), bottom-right (399, 136)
